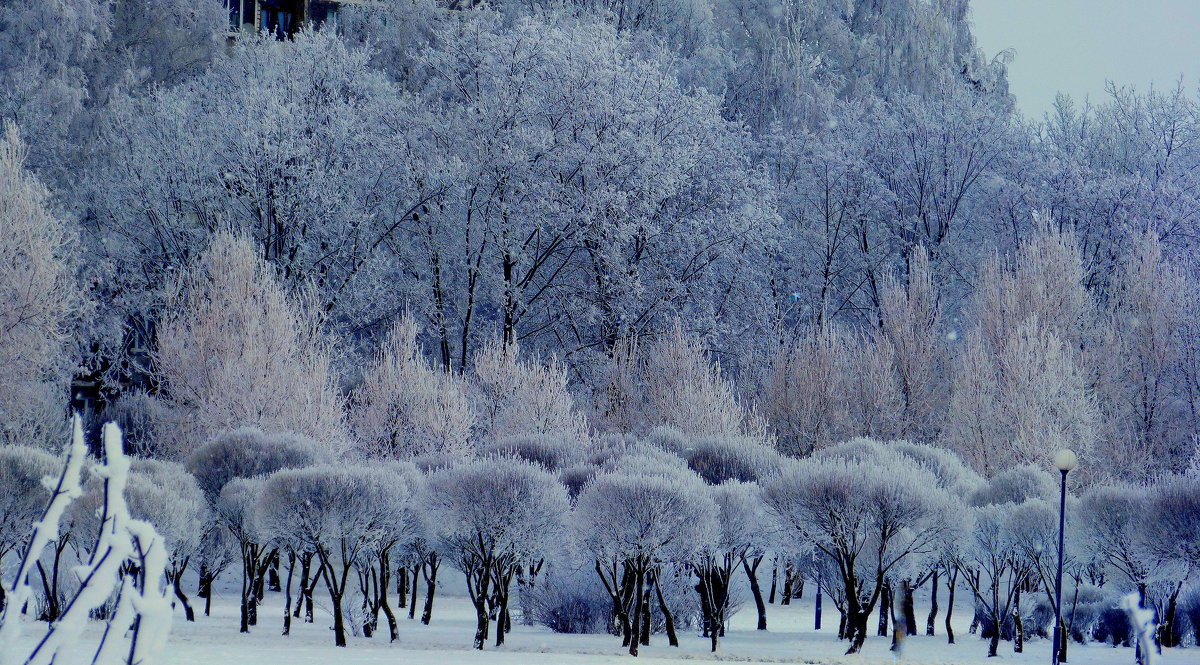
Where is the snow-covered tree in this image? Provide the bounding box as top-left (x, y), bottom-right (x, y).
top-left (412, 11), bottom-right (776, 369)
top-left (425, 457), bottom-right (570, 649)
top-left (0, 124), bottom-right (78, 449)
top-left (874, 246), bottom-right (945, 441)
top-left (125, 459), bottom-right (209, 622)
top-left (574, 466), bottom-right (718, 655)
top-left (471, 342), bottom-right (588, 444)
top-left (763, 323), bottom-right (901, 455)
top-left (1097, 232), bottom-right (1190, 478)
top-left (254, 465), bottom-right (411, 647)
top-left (762, 445), bottom-right (959, 653)
top-left (155, 233), bottom-right (347, 456)
top-left (943, 316), bottom-right (1098, 477)
top-left (350, 315), bottom-right (474, 460)
top-left (602, 325), bottom-right (766, 439)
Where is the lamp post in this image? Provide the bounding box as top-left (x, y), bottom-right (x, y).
top-left (1051, 449), bottom-right (1077, 665)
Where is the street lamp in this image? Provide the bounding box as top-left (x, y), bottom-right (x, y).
top-left (1051, 449), bottom-right (1077, 665)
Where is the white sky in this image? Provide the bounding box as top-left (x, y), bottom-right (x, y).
top-left (970, 0), bottom-right (1200, 118)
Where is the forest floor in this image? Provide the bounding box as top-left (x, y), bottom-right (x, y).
top-left (9, 578), bottom-right (1193, 665)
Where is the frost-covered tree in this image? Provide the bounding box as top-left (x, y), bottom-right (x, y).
top-left (708, 481), bottom-right (772, 635)
top-left (155, 233), bottom-right (347, 456)
top-left (602, 325), bottom-right (766, 439)
top-left (185, 427), bottom-right (332, 632)
top-left (874, 247), bottom-right (945, 441)
top-left (411, 10), bottom-right (776, 369)
top-left (350, 316), bottom-right (474, 459)
top-left (762, 445), bottom-right (958, 653)
top-left (574, 466), bottom-right (718, 655)
top-left (254, 465), bottom-right (410, 647)
top-left (425, 458), bottom-right (569, 649)
top-left (955, 502), bottom-right (1024, 657)
top-left (0, 0), bottom-right (108, 176)
top-left (86, 29), bottom-right (438, 342)
top-left (944, 317), bottom-right (1098, 477)
top-left (1097, 232), bottom-right (1189, 478)
top-left (0, 124), bottom-right (78, 449)
top-left (1079, 484), bottom-right (1156, 597)
top-left (471, 342), bottom-right (588, 444)
top-left (763, 323), bottom-right (901, 455)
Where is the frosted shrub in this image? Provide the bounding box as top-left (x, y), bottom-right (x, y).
top-left (185, 427), bottom-right (332, 500)
top-left (525, 566), bottom-right (610, 634)
top-left (101, 391), bottom-right (170, 458)
top-left (967, 464), bottom-right (1057, 506)
top-left (155, 233), bottom-right (348, 456)
top-left (683, 435), bottom-right (781, 484)
top-left (482, 433), bottom-right (582, 471)
top-left (472, 341), bottom-right (588, 443)
top-left (644, 426), bottom-right (689, 455)
top-left (610, 325), bottom-right (766, 439)
top-left (558, 464), bottom-right (599, 500)
top-left (350, 315), bottom-right (474, 460)
top-left (0, 446), bottom-right (58, 581)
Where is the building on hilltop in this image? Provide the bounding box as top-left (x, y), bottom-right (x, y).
top-left (224, 0), bottom-right (366, 38)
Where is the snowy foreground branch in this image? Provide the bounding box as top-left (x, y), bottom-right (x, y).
top-left (0, 418), bottom-right (173, 665)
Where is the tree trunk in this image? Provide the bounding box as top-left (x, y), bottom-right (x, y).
top-left (781, 562), bottom-right (793, 606)
top-left (201, 571), bottom-right (214, 618)
top-left (305, 572), bottom-right (317, 623)
top-left (945, 568), bottom-right (957, 644)
top-left (1160, 585), bottom-right (1181, 648)
top-left (421, 553), bottom-right (439, 625)
top-left (903, 580), bottom-right (917, 636)
top-left (926, 569), bottom-right (939, 636)
top-left (846, 608), bottom-right (870, 654)
top-left (743, 555), bottom-right (767, 631)
top-left (239, 551), bottom-right (251, 634)
top-left (1013, 583), bottom-right (1023, 653)
top-left (409, 562), bottom-right (420, 619)
top-left (638, 585), bottom-right (650, 646)
top-left (988, 627), bottom-right (1000, 657)
top-left (652, 569), bottom-right (678, 647)
top-left (379, 555), bottom-right (399, 642)
top-left (293, 553), bottom-right (309, 619)
top-left (282, 552), bottom-right (295, 636)
top-left (397, 567), bottom-right (408, 608)
top-left (628, 564), bottom-right (645, 656)
top-left (877, 582), bottom-right (890, 636)
top-left (769, 557), bottom-right (778, 604)
top-left (331, 590), bottom-right (347, 647)
top-left (172, 568), bottom-right (195, 622)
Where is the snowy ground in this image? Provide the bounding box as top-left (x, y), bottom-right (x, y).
top-left (10, 578), bottom-right (1191, 665)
